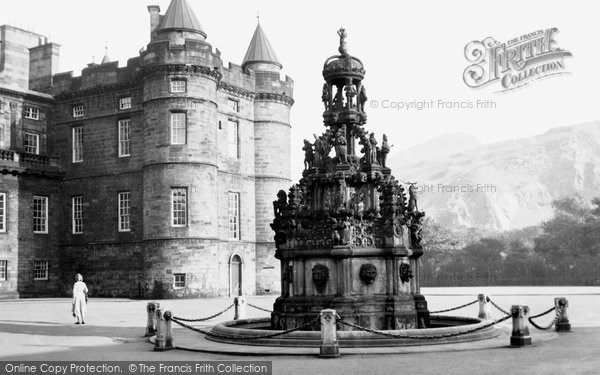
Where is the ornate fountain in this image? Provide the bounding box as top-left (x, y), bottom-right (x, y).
top-left (269, 28), bottom-right (429, 331)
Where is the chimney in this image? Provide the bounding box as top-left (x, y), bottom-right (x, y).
top-left (29, 42), bottom-right (60, 92)
top-left (147, 5), bottom-right (161, 41)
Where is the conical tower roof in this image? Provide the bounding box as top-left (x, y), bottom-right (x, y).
top-left (242, 23), bottom-right (282, 70)
top-left (156, 0), bottom-right (206, 37)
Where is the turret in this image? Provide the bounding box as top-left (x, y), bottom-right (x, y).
top-left (244, 21), bottom-right (294, 294)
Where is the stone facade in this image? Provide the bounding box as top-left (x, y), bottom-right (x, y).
top-left (0, 0), bottom-right (293, 299)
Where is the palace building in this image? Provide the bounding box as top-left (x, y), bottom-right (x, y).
top-left (0, 0), bottom-right (293, 298)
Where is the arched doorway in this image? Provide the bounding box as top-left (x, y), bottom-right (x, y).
top-left (230, 254), bottom-right (242, 296)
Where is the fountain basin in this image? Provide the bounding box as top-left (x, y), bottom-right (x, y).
top-left (207, 315), bottom-right (499, 347)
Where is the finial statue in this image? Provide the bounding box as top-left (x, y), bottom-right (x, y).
top-left (334, 128), bottom-right (347, 163)
top-left (378, 134), bottom-right (393, 168)
top-left (369, 133), bottom-right (378, 164)
top-left (321, 83), bottom-right (330, 111)
top-left (338, 27), bottom-right (348, 56)
top-left (344, 79), bottom-right (357, 108)
top-left (358, 85), bottom-right (367, 112)
top-left (405, 181), bottom-right (419, 213)
top-left (303, 139), bottom-right (314, 169)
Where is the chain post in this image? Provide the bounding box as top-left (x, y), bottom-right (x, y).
top-left (234, 296), bottom-right (247, 320)
top-left (319, 309), bottom-right (340, 358)
top-left (478, 294), bottom-right (491, 320)
top-left (554, 297), bottom-right (571, 332)
top-left (145, 302), bottom-right (160, 337)
top-left (154, 308), bottom-right (174, 351)
top-left (510, 305), bottom-right (532, 347)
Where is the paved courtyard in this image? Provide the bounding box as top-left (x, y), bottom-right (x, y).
top-left (0, 289), bottom-right (599, 374)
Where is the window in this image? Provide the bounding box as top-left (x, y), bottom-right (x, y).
top-left (119, 97), bottom-right (132, 110)
top-left (118, 119), bottom-right (131, 157)
top-left (170, 79), bottom-right (186, 93)
top-left (174, 273), bottom-right (186, 289)
top-left (0, 260), bottom-right (6, 281)
top-left (170, 112), bottom-right (186, 145)
top-left (227, 120), bottom-right (239, 158)
top-left (72, 126), bottom-right (83, 162)
top-left (72, 196), bottom-right (83, 234)
top-left (33, 261), bottom-right (48, 280)
top-left (118, 192), bottom-right (131, 232)
top-left (24, 133), bottom-right (39, 154)
top-left (24, 107), bottom-right (40, 120)
top-left (171, 188), bottom-right (187, 227)
top-left (72, 105), bottom-right (84, 117)
top-left (228, 192), bottom-right (240, 240)
top-left (0, 193), bottom-right (5, 233)
top-left (33, 196), bottom-right (48, 233)
top-left (228, 99), bottom-right (239, 112)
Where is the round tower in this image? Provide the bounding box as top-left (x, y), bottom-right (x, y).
top-left (242, 23), bottom-right (294, 294)
top-left (140, 0), bottom-right (223, 296)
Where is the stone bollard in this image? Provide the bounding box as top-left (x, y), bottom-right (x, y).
top-left (478, 294), bottom-right (491, 320)
top-left (555, 297), bottom-right (571, 332)
top-left (154, 309), bottom-right (174, 351)
top-left (234, 296), bottom-right (247, 320)
top-left (510, 305), bottom-right (532, 347)
top-left (319, 309), bottom-right (340, 358)
top-left (145, 302), bottom-right (160, 337)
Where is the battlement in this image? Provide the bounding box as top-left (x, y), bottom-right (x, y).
top-left (51, 57), bottom-right (141, 95)
top-left (142, 39), bottom-right (222, 69)
top-left (253, 70), bottom-right (294, 97)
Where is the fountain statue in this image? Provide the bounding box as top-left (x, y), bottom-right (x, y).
top-left (270, 28), bottom-right (430, 331)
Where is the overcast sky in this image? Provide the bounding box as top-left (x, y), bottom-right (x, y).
top-left (3, 0), bottom-right (599, 180)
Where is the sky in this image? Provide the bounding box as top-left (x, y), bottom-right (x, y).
top-left (2, 0), bottom-right (599, 180)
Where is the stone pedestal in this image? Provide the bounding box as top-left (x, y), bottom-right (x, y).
top-left (478, 294), bottom-right (491, 320)
top-left (234, 296), bottom-right (247, 320)
top-left (271, 246), bottom-right (427, 331)
top-left (555, 297), bottom-right (571, 332)
top-left (510, 305), bottom-right (532, 347)
top-left (145, 302), bottom-right (160, 337)
top-left (319, 309), bottom-right (340, 358)
top-left (154, 308), bottom-right (174, 351)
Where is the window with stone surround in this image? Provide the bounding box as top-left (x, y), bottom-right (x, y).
top-left (171, 188), bottom-right (187, 227)
top-left (72, 196), bottom-right (83, 234)
top-left (169, 79), bottom-right (187, 93)
top-left (0, 193), bottom-right (5, 233)
top-left (170, 112), bottom-right (186, 145)
top-left (33, 196), bottom-right (48, 234)
top-left (228, 98), bottom-right (239, 113)
top-left (118, 119), bottom-right (131, 157)
top-left (227, 120), bottom-right (239, 158)
top-left (24, 132), bottom-right (39, 154)
top-left (24, 106), bottom-right (40, 120)
top-left (0, 260), bottom-right (6, 281)
top-left (72, 105), bottom-right (84, 117)
top-left (228, 192), bottom-right (240, 240)
top-left (173, 273), bottom-right (186, 289)
top-left (72, 126), bottom-right (83, 162)
top-left (119, 97), bottom-right (132, 110)
top-left (33, 260), bottom-right (48, 281)
top-left (118, 192), bottom-right (131, 232)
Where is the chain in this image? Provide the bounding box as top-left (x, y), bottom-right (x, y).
top-left (488, 298), bottom-right (510, 316)
top-left (528, 315), bottom-right (558, 330)
top-left (170, 316), bottom-right (320, 341)
top-left (247, 303), bottom-right (272, 313)
top-left (172, 303), bottom-right (234, 322)
top-left (429, 299), bottom-right (478, 314)
top-left (527, 306), bottom-right (557, 330)
top-left (336, 314), bottom-right (511, 340)
top-left (529, 306), bottom-right (556, 319)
